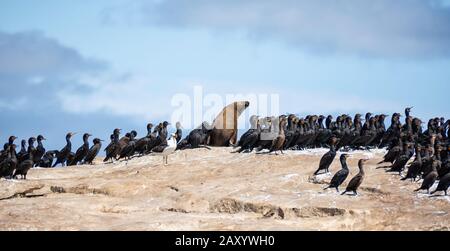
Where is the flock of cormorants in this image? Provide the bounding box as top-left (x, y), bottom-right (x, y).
top-left (0, 121), bottom-right (182, 180)
top-left (1, 107), bottom-right (449, 196)
top-left (233, 107), bottom-right (450, 196)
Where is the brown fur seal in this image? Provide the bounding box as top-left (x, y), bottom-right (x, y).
top-left (208, 101), bottom-right (250, 146)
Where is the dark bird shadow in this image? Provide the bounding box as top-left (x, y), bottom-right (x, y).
top-left (428, 194), bottom-right (447, 198)
top-left (376, 165), bottom-right (391, 169)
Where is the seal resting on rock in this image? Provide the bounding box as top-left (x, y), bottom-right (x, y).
top-left (207, 101), bottom-right (250, 147)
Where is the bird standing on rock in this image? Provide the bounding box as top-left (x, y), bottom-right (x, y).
top-left (34, 135), bottom-right (46, 167)
top-left (324, 154), bottom-right (350, 192)
top-left (69, 133), bottom-right (91, 166)
top-left (341, 159), bottom-right (368, 196)
top-left (314, 136), bottom-right (339, 175)
top-left (17, 139), bottom-right (27, 162)
top-left (0, 144), bottom-right (17, 179)
top-left (134, 123), bottom-right (154, 155)
top-left (401, 145), bottom-right (423, 182)
top-left (431, 173), bottom-right (450, 196)
top-left (53, 132), bottom-right (76, 167)
top-left (14, 145), bottom-right (34, 179)
top-left (39, 150), bottom-right (58, 168)
top-left (104, 129), bottom-right (121, 163)
top-left (268, 116), bottom-right (288, 155)
top-left (83, 138), bottom-right (103, 165)
top-left (415, 158), bottom-right (439, 194)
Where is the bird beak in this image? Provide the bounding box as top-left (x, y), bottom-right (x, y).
top-left (72, 132), bottom-right (78, 136)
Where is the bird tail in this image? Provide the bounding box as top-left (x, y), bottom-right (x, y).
top-left (341, 191), bottom-right (347, 195)
top-left (323, 186), bottom-right (330, 190)
top-left (377, 160), bottom-right (385, 164)
top-left (430, 190), bottom-right (437, 195)
top-left (414, 187), bottom-right (421, 192)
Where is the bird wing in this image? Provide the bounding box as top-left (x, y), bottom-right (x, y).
top-left (346, 175), bottom-right (363, 190)
top-left (74, 146), bottom-right (85, 158)
top-left (331, 169), bottom-right (349, 186)
top-left (319, 151), bottom-right (333, 167)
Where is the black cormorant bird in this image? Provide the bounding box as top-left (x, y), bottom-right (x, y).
top-left (39, 150), bottom-right (58, 168)
top-left (104, 129), bottom-right (121, 162)
top-left (33, 135), bottom-right (46, 166)
top-left (386, 142), bottom-right (414, 174)
top-left (119, 130), bottom-right (137, 160)
top-left (235, 116), bottom-right (260, 153)
top-left (158, 121), bottom-right (170, 145)
top-left (401, 145), bottom-right (423, 182)
top-left (20, 137), bottom-right (36, 164)
top-left (177, 122), bottom-right (212, 150)
top-left (431, 173), bottom-right (450, 196)
top-left (415, 159), bottom-right (439, 194)
top-left (145, 124), bottom-right (162, 153)
top-left (134, 123), bottom-right (154, 155)
top-left (405, 107), bottom-right (413, 118)
top-left (1, 136), bottom-right (17, 163)
top-left (69, 133), bottom-right (92, 166)
top-left (378, 138), bottom-right (403, 164)
top-left (17, 139), bottom-right (27, 163)
top-left (324, 154), bottom-right (350, 192)
top-left (53, 132), bottom-right (76, 167)
top-left (14, 145), bottom-right (34, 179)
top-left (313, 136), bottom-right (338, 175)
top-left (83, 138), bottom-right (103, 165)
top-left (3, 136), bottom-right (17, 149)
top-left (283, 115), bottom-right (298, 149)
top-left (0, 144), bottom-right (17, 179)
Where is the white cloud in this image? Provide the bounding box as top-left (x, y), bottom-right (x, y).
top-left (56, 74), bottom-right (173, 122)
top-left (280, 89), bottom-right (400, 116)
top-left (112, 0), bottom-right (450, 59)
top-left (0, 97), bottom-right (29, 111)
top-left (28, 76), bottom-right (45, 86)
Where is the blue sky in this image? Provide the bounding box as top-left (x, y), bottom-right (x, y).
top-left (1, 0), bottom-right (450, 151)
